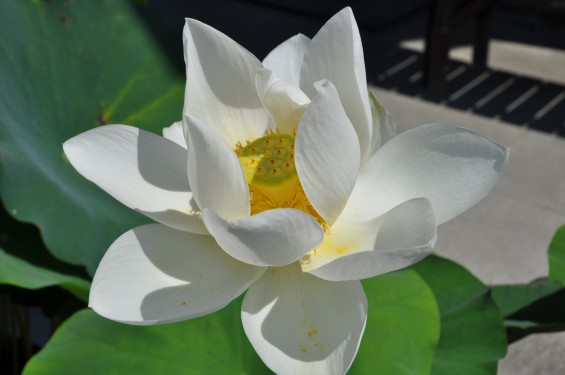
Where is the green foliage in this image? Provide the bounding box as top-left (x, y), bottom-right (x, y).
top-left (493, 281), bottom-right (565, 343)
top-left (490, 226), bottom-right (565, 343)
top-left (548, 225), bottom-right (565, 284)
top-left (492, 279), bottom-right (562, 318)
top-left (413, 256), bottom-right (507, 375)
top-left (0, 0), bottom-right (184, 275)
top-left (23, 269), bottom-right (441, 375)
top-left (0, 199), bottom-right (88, 277)
top-left (23, 297), bottom-right (271, 375)
top-left (0, 248), bottom-right (90, 302)
top-left (351, 269), bottom-right (440, 375)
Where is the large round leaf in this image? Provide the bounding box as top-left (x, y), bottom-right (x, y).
top-left (413, 256), bottom-right (507, 375)
top-left (0, 0), bottom-right (184, 274)
top-left (349, 269), bottom-right (440, 375)
top-left (23, 298), bottom-right (270, 375)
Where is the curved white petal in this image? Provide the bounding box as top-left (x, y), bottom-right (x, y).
top-left (202, 208), bottom-right (324, 267)
top-left (262, 34), bottom-right (310, 85)
top-left (368, 90), bottom-right (396, 156)
top-left (303, 198), bottom-right (436, 281)
top-left (89, 224), bottom-right (265, 325)
top-left (184, 114), bottom-right (250, 220)
top-left (256, 69), bottom-right (310, 134)
top-left (295, 81), bottom-right (360, 225)
top-left (300, 7), bottom-right (372, 163)
top-left (242, 264), bottom-right (367, 375)
top-left (163, 121), bottom-right (187, 149)
top-left (63, 125), bottom-right (205, 234)
top-left (183, 19), bottom-right (269, 148)
top-left (344, 124), bottom-right (509, 224)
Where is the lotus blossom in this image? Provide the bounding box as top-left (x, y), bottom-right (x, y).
top-left (63, 7), bottom-right (508, 375)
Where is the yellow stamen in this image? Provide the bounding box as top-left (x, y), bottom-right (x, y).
top-left (237, 131), bottom-right (328, 230)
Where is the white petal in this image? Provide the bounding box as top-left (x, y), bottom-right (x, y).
top-left (202, 208), bottom-right (324, 267)
top-left (300, 7), bottom-right (372, 163)
top-left (368, 90), bottom-right (396, 156)
top-left (344, 124), bottom-right (509, 225)
top-left (184, 114), bottom-right (250, 220)
top-left (183, 19), bottom-right (269, 148)
top-left (162, 121), bottom-right (187, 149)
top-left (262, 34), bottom-right (310, 85)
top-left (242, 264), bottom-right (367, 375)
top-left (89, 224), bottom-right (265, 325)
top-left (63, 125), bottom-right (205, 234)
top-left (303, 198), bottom-right (436, 281)
top-left (256, 69), bottom-right (310, 134)
top-left (295, 81), bottom-right (360, 225)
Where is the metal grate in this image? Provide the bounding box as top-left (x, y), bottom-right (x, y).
top-left (371, 48), bottom-right (565, 137)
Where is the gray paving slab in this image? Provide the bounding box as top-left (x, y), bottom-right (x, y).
top-left (499, 332), bottom-right (565, 375)
top-left (497, 129), bottom-right (565, 215)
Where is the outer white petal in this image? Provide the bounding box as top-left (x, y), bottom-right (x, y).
top-left (295, 81), bottom-right (360, 225)
top-left (63, 125), bottom-right (205, 234)
top-left (343, 124), bottom-right (509, 225)
top-left (184, 114), bottom-right (250, 220)
top-left (303, 198), bottom-right (436, 281)
top-left (242, 264), bottom-right (367, 375)
top-left (256, 69), bottom-right (310, 134)
top-left (300, 7), bottom-right (372, 163)
top-left (183, 19), bottom-right (269, 148)
top-left (202, 208), bottom-right (324, 267)
top-left (162, 121), bottom-right (187, 149)
top-left (89, 224), bottom-right (266, 325)
top-left (262, 34), bottom-right (310, 85)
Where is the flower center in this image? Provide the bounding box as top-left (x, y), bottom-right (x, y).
top-left (236, 130), bottom-right (327, 230)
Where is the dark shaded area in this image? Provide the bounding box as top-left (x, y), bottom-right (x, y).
top-left (0, 200), bottom-right (90, 279)
top-left (423, 0), bottom-right (494, 91)
top-left (0, 200), bottom-right (89, 373)
top-left (132, 0), bottom-right (432, 74)
top-left (0, 287), bottom-right (86, 375)
top-left (133, 0), bottom-right (565, 136)
top-left (505, 288), bottom-right (565, 343)
top-left (373, 49), bottom-right (565, 135)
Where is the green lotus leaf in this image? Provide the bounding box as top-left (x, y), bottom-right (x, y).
top-left (0, 248), bottom-right (90, 301)
top-left (350, 269), bottom-right (440, 375)
top-left (0, 0), bottom-right (184, 274)
top-left (413, 256), bottom-right (507, 375)
top-left (23, 297), bottom-right (270, 375)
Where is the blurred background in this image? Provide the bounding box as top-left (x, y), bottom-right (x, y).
top-left (1, 0), bottom-right (564, 374)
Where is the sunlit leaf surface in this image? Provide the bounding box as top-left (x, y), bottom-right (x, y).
top-left (350, 269), bottom-right (440, 375)
top-left (413, 256), bottom-right (507, 375)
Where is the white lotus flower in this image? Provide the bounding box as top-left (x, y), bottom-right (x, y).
top-left (63, 7), bottom-right (508, 375)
